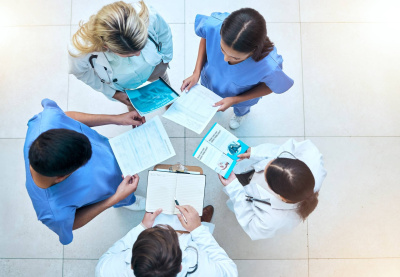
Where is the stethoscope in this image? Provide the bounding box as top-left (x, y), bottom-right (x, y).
top-left (184, 246), bottom-right (198, 276)
top-left (88, 34), bottom-right (162, 91)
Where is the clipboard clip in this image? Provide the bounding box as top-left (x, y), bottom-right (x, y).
top-left (169, 162), bottom-right (188, 173)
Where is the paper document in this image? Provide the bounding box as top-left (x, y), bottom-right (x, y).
top-left (153, 214), bottom-right (215, 233)
top-left (193, 123), bottom-right (248, 178)
top-left (109, 116), bottom-right (175, 176)
top-left (163, 84), bottom-right (222, 134)
top-left (146, 171), bottom-right (206, 216)
top-left (126, 78), bottom-right (179, 116)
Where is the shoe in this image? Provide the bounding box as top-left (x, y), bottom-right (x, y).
top-left (200, 205), bottom-right (214, 222)
top-left (229, 114), bottom-right (246, 129)
top-left (122, 195), bottom-right (146, 211)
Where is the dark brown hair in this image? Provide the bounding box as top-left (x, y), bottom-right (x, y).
top-left (220, 8), bottom-right (274, 62)
top-left (131, 225), bottom-right (182, 277)
top-left (266, 158), bottom-right (318, 220)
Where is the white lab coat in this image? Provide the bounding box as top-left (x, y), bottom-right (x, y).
top-left (68, 4), bottom-right (173, 100)
top-left (95, 223), bottom-right (238, 277)
top-left (224, 139), bottom-right (327, 240)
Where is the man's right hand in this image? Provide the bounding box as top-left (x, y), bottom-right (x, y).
top-left (113, 91), bottom-right (133, 107)
top-left (176, 205), bottom-right (201, 232)
top-left (111, 175), bottom-right (139, 205)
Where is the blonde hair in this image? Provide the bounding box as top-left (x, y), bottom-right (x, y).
top-left (70, 1), bottom-right (149, 57)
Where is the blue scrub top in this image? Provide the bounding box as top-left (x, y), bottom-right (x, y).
top-left (195, 12), bottom-right (294, 107)
top-left (23, 99), bottom-right (135, 245)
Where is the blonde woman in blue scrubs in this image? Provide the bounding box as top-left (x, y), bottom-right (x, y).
top-left (69, 1), bottom-right (173, 111)
top-left (181, 8), bottom-right (294, 129)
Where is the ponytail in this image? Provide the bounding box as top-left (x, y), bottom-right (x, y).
top-left (297, 192), bottom-right (319, 221)
top-left (252, 36), bottom-right (274, 62)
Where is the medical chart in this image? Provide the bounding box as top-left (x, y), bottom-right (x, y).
top-left (193, 123), bottom-right (248, 178)
top-left (162, 84), bottom-right (222, 134)
top-left (146, 171), bottom-right (205, 215)
top-left (109, 116), bottom-right (176, 176)
top-left (126, 78), bottom-right (179, 116)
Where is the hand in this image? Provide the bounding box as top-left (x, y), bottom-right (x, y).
top-left (213, 97), bottom-right (237, 112)
top-left (111, 175), bottom-right (139, 205)
top-left (141, 208), bottom-right (163, 229)
top-left (181, 72), bottom-right (200, 92)
top-left (237, 148), bottom-right (251, 161)
top-left (218, 171), bottom-right (237, 187)
top-left (113, 91), bottom-right (133, 107)
top-left (176, 205), bottom-right (201, 232)
top-left (116, 111), bottom-right (146, 127)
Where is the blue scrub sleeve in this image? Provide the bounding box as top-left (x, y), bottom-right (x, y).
top-left (262, 70), bottom-right (294, 94)
top-left (194, 14), bottom-right (209, 38)
top-left (42, 212), bottom-right (75, 245)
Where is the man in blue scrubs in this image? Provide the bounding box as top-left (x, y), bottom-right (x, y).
top-left (24, 99), bottom-right (145, 245)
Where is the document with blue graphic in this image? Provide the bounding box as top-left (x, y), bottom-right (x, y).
top-left (126, 78), bottom-right (179, 116)
top-left (193, 123), bottom-right (248, 178)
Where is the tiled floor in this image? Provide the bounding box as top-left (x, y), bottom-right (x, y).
top-left (0, 0), bottom-right (399, 276)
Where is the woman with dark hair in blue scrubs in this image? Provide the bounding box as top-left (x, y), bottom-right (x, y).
top-left (181, 8), bottom-right (294, 129)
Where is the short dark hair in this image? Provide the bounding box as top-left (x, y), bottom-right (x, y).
top-left (29, 129), bottom-right (92, 177)
top-left (220, 8), bottom-right (274, 62)
top-left (131, 225), bottom-right (182, 277)
top-left (266, 158), bottom-right (318, 220)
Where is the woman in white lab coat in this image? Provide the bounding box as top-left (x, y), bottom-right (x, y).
top-left (218, 139), bottom-right (327, 240)
top-left (68, 1), bottom-right (173, 108)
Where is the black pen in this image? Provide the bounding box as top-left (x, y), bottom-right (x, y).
top-left (174, 197), bottom-right (188, 223)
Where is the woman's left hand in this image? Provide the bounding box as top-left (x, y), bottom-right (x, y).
top-left (116, 111), bottom-right (146, 127)
top-left (213, 97), bottom-right (237, 112)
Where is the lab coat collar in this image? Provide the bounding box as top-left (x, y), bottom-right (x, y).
top-left (92, 51), bottom-right (110, 68)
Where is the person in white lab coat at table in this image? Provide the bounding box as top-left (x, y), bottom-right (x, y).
top-left (218, 139), bottom-right (327, 240)
top-left (95, 205), bottom-right (238, 277)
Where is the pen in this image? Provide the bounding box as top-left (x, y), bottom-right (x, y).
top-left (174, 197), bottom-right (188, 224)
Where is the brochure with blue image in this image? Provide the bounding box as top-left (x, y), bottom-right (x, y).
top-left (193, 123), bottom-right (248, 178)
top-left (126, 78), bottom-right (179, 116)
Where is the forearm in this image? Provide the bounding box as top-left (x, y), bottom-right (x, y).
top-left (193, 38), bottom-right (207, 75)
top-left (231, 83), bottom-right (272, 104)
top-left (65, 111), bottom-right (119, 127)
top-left (73, 196), bottom-right (116, 230)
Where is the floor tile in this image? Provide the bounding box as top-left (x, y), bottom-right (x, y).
top-left (0, 26), bottom-right (70, 138)
top-left (309, 258), bottom-right (400, 277)
top-left (308, 137), bottom-right (400, 258)
top-left (300, 0), bottom-right (400, 22)
top-left (185, 0), bottom-right (299, 23)
top-left (167, 24), bottom-right (185, 92)
top-left (0, 0), bottom-right (71, 26)
top-left (184, 23), bottom-right (304, 138)
top-left (185, 137), bottom-right (308, 259)
top-left (71, 0), bottom-right (184, 25)
top-left (0, 259), bottom-right (62, 277)
top-left (64, 138), bottom-right (184, 259)
top-left (63, 259), bottom-right (98, 277)
top-left (235, 259), bottom-right (308, 277)
top-left (0, 140), bottom-right (63, 258)
top-left (302, 23), bottom-right (400, 136)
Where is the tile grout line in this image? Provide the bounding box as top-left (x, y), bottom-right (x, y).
top-left (298, 2), bottom-right (310, 276)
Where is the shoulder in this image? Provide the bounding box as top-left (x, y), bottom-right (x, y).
top-left (195, 12), bottom-right (229, 29)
